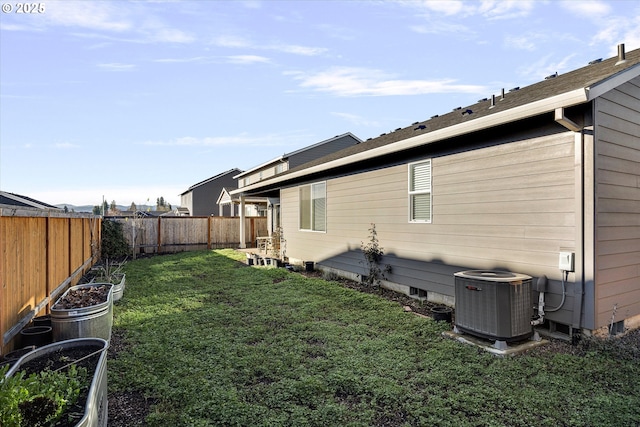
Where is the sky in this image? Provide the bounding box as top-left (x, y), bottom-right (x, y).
top-left (1, 0), bottom-right (639, 209)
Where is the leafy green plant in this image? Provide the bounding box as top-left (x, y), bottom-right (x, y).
top-left (360, 223), bottom-right (392, 288)
top-left (0, 364), bottom-right (87, 427)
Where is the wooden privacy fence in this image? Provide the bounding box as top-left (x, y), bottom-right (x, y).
top-left (110, 216), bottom-right (267, 256)
top-left (0, 208), bottom-right (101, 355)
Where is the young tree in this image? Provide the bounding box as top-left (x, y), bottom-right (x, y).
top-left (129, 202), bottom-right (137, 212)
top-left (63, 205), bottom-right (69, 213)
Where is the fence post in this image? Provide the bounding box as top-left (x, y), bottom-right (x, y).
top-left (207, 216), bottom-right (212, 250)
top-left (46, 215), bottom-right (51, 311)
top-left (157, 217), bottom-right (162, 254)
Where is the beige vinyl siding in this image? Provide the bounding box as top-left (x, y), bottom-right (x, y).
top-left (281, 132), bottom-right (576, 301)
top-left (594, 76), bottom-right (640, 329)
top-left (242, 163), bottom-right (288, 187)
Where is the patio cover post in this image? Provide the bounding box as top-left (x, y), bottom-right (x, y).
top-left (239, 196), bottom-right (246, 249)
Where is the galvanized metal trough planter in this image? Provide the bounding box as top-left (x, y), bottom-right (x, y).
top-left (108, 273), bottom-right (126, 302)
top-left (4, 338), bottom-right (109, 427)
top-left (51, 283), bottom-right (114, 342)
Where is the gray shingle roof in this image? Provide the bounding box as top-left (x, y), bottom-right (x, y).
top-left (236, 46), bottom-right (639, 195)
top-left (295, 47), bottom-right (639, 172)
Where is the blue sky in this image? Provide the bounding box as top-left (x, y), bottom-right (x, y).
top-left (1, 0), bottom-right (639, 208)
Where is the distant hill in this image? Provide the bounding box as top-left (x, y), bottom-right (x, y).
top-left (56, 204), bottom-right (156, 213)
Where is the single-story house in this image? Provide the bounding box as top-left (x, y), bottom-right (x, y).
top-left (179, 168), bottom-right (242, 216)
top-left (231, 44), bottom-right (640, 338)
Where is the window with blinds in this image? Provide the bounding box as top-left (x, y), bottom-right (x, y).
top-left (299, 181), bottom-right (326, 231)
top-left (409, 160), bottom-right (432, 222)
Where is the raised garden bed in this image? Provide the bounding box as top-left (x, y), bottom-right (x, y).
top-left (2, 338), bottom-right (109, 427)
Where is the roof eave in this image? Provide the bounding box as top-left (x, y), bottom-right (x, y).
top-left (231, 88), bottom-right (588, 195)
top-left (586, 62), bottom-right (640, 100)
top-left (234, 155), bottom-right (285, 179)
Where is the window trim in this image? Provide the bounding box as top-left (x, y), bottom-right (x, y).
top-left (408, 159), bottom-right (432, 223)
top-left (299, 181), bottom-right (327, 232)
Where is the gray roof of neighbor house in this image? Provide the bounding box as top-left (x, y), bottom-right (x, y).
top-left (181, 168), bottom-right (243, 195)
top-left (232, 45), bottom-right (640, 196)
top-left (233, 132), bottom-right (362, 179)
top-left (0, 191), bottom-right (62, 210)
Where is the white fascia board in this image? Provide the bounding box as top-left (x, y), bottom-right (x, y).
top-left (234, 155), bottom-right (285, 179)
top-left (231, 88), bottom-right (588, 195)
top-left (216, 188), bottom-right (231, 205)
top-left (586, 64), bottom-right (640, 100)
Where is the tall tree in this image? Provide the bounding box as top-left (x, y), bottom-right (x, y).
top-left (156, 196), bottom-right (170, 212)
top-left (109, 200), bottom-right (119, 215)
top-left (129, 202), bottom-right (137, 212)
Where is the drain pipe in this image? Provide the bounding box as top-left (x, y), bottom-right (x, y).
top-left (531, 275), bottom-right (547, 326)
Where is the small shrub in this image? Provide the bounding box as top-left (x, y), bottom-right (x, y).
top-left (360, 223), bottom-right (392, 289)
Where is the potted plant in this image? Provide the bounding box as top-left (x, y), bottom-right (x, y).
top-left (51, 284), bottom-right (113, 342)
top-left (1, 338), bottom-right (109, 427)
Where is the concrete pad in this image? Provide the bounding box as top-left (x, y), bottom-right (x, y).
top-left (442, 330), bottom-right (548, 356)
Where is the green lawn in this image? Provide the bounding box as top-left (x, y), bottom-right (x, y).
top-left (109, 249), bottom-right (640, 427)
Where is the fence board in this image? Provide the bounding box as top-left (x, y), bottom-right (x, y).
top-left (0, 211), bottom-right (100, 355)
top-left (110, 216), bottom-right (268, 255)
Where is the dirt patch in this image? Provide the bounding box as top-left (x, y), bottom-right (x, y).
top-left (107, 329), bottom-right (157, 426)
top-left (108, 391), bottom-right (158, 427)
top-left (297, 269), bottom-right (450, 319)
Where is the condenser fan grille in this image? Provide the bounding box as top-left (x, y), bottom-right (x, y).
top-left (454, 270), bottom-right (533, 342)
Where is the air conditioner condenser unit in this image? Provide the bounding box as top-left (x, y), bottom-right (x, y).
top-left (454, 270), bottom-right (533, 343)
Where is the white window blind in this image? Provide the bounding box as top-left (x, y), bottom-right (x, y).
top-left (300, 182), bottom-right (326, 231)
top-left (409, 160), bottom-right (432, 222)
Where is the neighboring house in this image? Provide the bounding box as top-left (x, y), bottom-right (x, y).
top-left (0, 191), bottom-right (62, 212)
top-left (231, 45), bottom-right (640, 338)
top-left (179, 168), bottom-right (242, 216)
top-left (232, 132), bottom-right (362, 235)
top-left (217, 188), bottom-right (264, 217)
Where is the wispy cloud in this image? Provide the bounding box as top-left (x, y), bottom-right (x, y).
top-left (154, 56), bottom-right (208, 64)
top-left (153, 55), bottom-right (270, 65)
top-left (287, 67), bottom-right (487, 97)
top-left (226, 55), bottom-right (271, 65)
top-left (4, 1), bottom-right (195, 44)
top-left (142, 132), bottom-right (311, 147)
top-left (475, 0), bottom-right (535, 20)
top-left (398, 0), bottom-right (535, 20)
top-left (409, 21), bottom-right (473, 36)
top-left (560, 0), bottom-right (611, 18)
top-left (46, 1), bottom-right (132, 32)
top-left (517, 54), bottom-right (577, 81)
top-left (97, 63), bottom-right (137, 71)
top-left (212, 36), bottom-right (327, 56)
top-left (331, 112), bottom-right (381, 128)
top-left (54, 142), bottom-right (81, 149)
